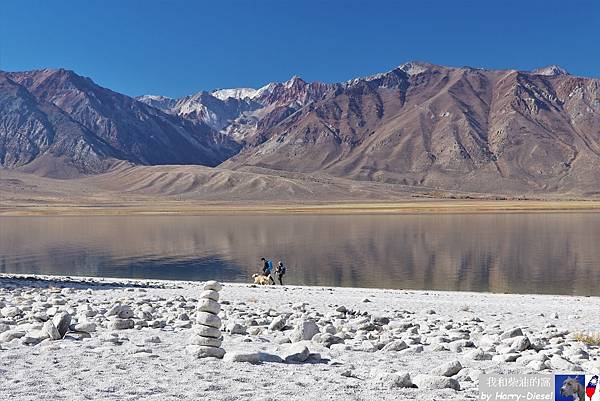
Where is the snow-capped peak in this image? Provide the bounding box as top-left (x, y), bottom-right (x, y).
top-left (136, 94), bottom-right (177, 111)
top-left (533, 65), bottom-right (569, 76)
top-left (211, 88), bottom-right (258, 101)
top-left (398, 61), bottom-right (430, 76)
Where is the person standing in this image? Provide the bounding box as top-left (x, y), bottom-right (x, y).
top-left (275, 260), bottom-right (286, 285)
top-left (260, 257), bottom-right (275, 284)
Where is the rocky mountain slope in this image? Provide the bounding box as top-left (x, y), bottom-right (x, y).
top-left (220, 63), bottom-right (600, 195)
top-left (2, 62), bottom-right (600, 195)
top-left (1, 69), bottom-right (240, 177)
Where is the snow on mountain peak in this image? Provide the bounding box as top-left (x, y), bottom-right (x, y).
top-left (211, 88), bottom-right (258, 101)
top-left (398, 61), bottom-right (430, 76)
top-left (533, 65), bottom-right (569, 76)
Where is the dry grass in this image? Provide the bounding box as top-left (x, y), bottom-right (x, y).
top-left (573, 332), bottom-right (600, 346)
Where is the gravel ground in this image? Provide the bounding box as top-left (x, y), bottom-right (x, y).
top-left (1, 273), bottom-right (599, 401)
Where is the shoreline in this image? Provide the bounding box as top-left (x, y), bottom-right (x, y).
top-left (1, 272), bottom-right (599, 400)
top-left (1, 272), bottom-right (598, 300)
top-left (3, 199), bottom-right (600, 216)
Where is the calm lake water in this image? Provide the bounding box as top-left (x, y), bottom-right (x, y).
top-left (1, 214), bottom-right (599, 296)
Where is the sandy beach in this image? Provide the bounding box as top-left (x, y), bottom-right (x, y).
top-left (1, 273), bottom-right (599, 401)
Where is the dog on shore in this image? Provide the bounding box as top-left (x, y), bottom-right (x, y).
top-left (252, 274), bottom-right (271, 285)
top-left (560, 376), bottom-right (585, 401)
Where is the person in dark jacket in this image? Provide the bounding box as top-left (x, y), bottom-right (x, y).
top-left (275, 260), bottom-right (286, 285)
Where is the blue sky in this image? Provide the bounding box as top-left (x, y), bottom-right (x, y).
top-left (1, 0), bottom-right (598, 98)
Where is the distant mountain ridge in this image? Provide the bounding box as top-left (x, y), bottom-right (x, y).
top-left (2, 62), bottom-right (600, 196)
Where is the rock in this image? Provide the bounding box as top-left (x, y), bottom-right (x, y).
top-left (117, 305), bottom-right (134, 319)
top-left (226, 322), bottom-right (247, 335)
top-left (413, 374), bottom-right (460, 390)
top-left (371, 370), bottom-right (413, 388)
top-left (257, 352), bottom-right (283, 363)
top-left (0, 329), bottom-right (26, 343)
top-left (223, 351), bottom-right (261, 364)
top-left (281, 343), bottom-right (310, 363)
top-left (465, 348), bottom-right (491, 361)
top-left (312, 333), bottom-right (344, 348)
top-left (196, 312), bottom-right (222, 329)
top-left (144, 336), bottom-right (161, 344)
top-left (43, 321), bottom-right (62, 340)
top-left (335, 306), bottom-right (347, 313)
top-left (203, 281), bottom-right (222, 292)
top-left (492, 353), bottom-right (520, 363)
top-left (52, 312), bottom-right (72, 337)
top-left (187, 345), bottom-right (225, 359)
top-left (22, 330), bottom-right (49, 345)
top-left (528, 360), bottom-right (547, 371)
top-left (289, 319), bottom-right (319, 342)
top-left (189, 336), bottom-right (223, 347)
top-left (108, 318), bottom-right (134, 330)
top-left (549, 355), bottom-right (582, 371)
top-left (399, 345), bottom-right (424, 355)
top-left (74, 322), bottom-right (96, 333)
top-left (1, 306), bottom-right (22, 318)
top-left (197, 299), bottom-right (220, 315)
top-left (431, 360), bottom-right (462, 377)
top-left (512, 336), bottom-right (531, 352)
top-left (381, 340), bottom-right (409, 352)
top-left (268, 315), bottom-right (288, 331)
top-left (193, 325), bottom-right (222, 338)
top-left (322, 324), bottom-right (336, 335)
top-left (199, 290), bottom-right (219, 302)
top-left (499, 328), bottom-right (523, 340)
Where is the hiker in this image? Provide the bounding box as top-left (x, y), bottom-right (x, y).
top-left (275, 260), bottom-right (286, 285)
top-left (260, 257), bottom-right (275, 284)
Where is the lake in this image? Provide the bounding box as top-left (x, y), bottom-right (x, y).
top-left (0, 213), bottom-right (599, 296)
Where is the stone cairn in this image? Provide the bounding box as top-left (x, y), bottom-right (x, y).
top-left (187, 281), bottom-right (225, 359)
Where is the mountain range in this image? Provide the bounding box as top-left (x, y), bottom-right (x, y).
top-left (1, 62), bottom-right (599, 197)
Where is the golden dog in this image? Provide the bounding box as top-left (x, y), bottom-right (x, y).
top-left (252, 274), bottom-right (271, 285)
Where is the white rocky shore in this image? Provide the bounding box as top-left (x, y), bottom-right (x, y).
top-left (1, 274), bottom-right (599, 401)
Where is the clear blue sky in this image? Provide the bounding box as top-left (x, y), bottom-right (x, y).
top-left (1, 0), bottom-right (598, 98)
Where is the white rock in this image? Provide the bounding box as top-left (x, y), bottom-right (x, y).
top-left (187, 345), bottom-right (225, 359)
top-left (226, 322), bottom-right (247, 335)
top-left (499, 328), bottom-right (523, 340)
top-left (43, 321), bottom-right (62, 340)
top-left (193, 325), bottom-right (222, 338)
top-left (281, 343), bottom-right (310, 363)
top-left (381, 340), bottom-right (408, 352)
top-left (289, 319), bottom-right (319, 342)
top-left (413, 374), bottom-right (460, 390)
top-left (223, 351), bottom-right (261, 364)
top-left (1, 306), bottom-right (22, 318)
top-left (52, 312), bottom-right (71, 337)
top-left (108, 318), bottom-right (134, 330)
top-left (197, 299), bottom-right (220, 314)
top-left (431, 359), bottom-right (462, 377)
top-left (371, 370), bottom-right (412, 388)
top-left (196, 312), bottom-right (222, 329)
top-left (549, 355), bottom-right (582, 371)
top-left (199, 290), bottom-right (219, 302)
top-left (189, 336), bottom-right (222, 347)
top-left (74, 322), bottom-right (96, 333)
top-left (268, 315), bottom-right (288, 331)
top-left (203, 281), bottom-right (222, 292)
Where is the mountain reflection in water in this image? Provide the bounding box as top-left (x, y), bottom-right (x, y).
top-left (1, 214), bottom-right (599, 296)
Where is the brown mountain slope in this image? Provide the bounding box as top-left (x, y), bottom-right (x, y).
top-left (221, 63), bottom-right (600, 195)
top-left (7, 69), bottom-right (240, 170)
top-left (0, 73), bottom-right (117, 177)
